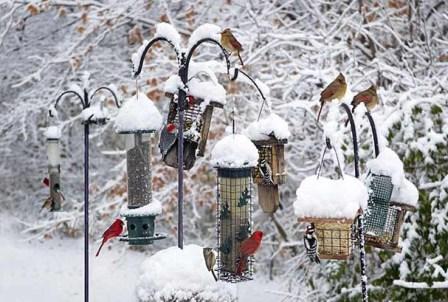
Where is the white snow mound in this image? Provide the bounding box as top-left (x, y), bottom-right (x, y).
top-left (211, 134), bottom-right (259, 168)
top-left (366, 147), bottom-right (404, 186)
top-left (154, 22), bottom-right (181, 51)
top-left (245, 113), bottom-right (290, 141)
top-left (45, 126), bottom-right (61, 140)
top-left (294, 175), bottom-right (368, 219)
top-left (81, 105), bottom-right (108, 122)
top-left (120, 200), bottom-right (162, 217)
top-left (391, 178), bottom-right (419, 207)
top-left (115, 92), bottom-right (162, 133)
top-left (136, 244), bottom-right (235, 302)
top-left (188, 24), bottom-right (221, 50)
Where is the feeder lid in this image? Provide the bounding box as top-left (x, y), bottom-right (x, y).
top-left (45, 126), bottom-right (61, 140)
top-left (391, 178), bottom-right (419, 207)
top-left (115, 92), bottom-right (162, 133)
top-left (211, 134), bottom-right (259, 168)
top-left (366, 147), bottom-right (404, 186)
top-left (245, 113), bottom-right (290, 142)
top-left (137, 244), bottom-right (234, 301)
top-left (294, 175), bottom-right (368, 219)
top-left (120, 199), bottom-right (162, 217)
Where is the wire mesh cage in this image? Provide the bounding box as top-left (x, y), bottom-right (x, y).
top-left (160, 93), bottom-right (223, 170)
top-left (365, 202), bottom-right (416, 252)
top-left (302, 217), bottom-right (355, 260)
top-left (216, 167), bottom-right (254, 283)
top-left (365, 174), bottom-right (394, 236)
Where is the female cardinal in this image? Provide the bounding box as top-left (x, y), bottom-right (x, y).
top-left (236, 230), bottom-right (263, 275)
top-left (317, 73), bottom-right (347, 122)
top-left (221, 28), bottom-right (244, 66)
top-left (96, 218), bottom-right (124, 257)
top-left (351, 85), bottom-right (378, 112)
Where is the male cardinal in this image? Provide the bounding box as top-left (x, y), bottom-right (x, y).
top-left (187, 95), bottom-right (196, 107)
top-left (203, 247), bottom-right (218, 281)
top-left (236, 230), bottom-right (263, 275)
top-left (96, 218), bottom-right (124, 257)
top-left (42, 177), bottom-right (50, 187)
top-left (166, 123), bottom-right (176, 134)
top-left (316, 73), bottom-right (347, 122)
top-left (221, 28), bottom-right (244, 66)
top-left (351, 84), bottom-right (378, 113)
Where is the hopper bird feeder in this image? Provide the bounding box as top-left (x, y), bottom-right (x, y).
top-left (45, 126), bottom-right (63, 211)
top-left (211, 134), bottom-right (259, 282)
top-left (115, 92), bottom-right (166, 245)
top-left (294, 138), bottom-right (368, 260)
top-left (246, 113), bottom-right (290, 213)
top-left (159, 76), bottom-right (226, 170)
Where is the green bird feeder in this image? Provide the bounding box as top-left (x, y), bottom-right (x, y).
top-left (115, 92), bottom-right (166, 245)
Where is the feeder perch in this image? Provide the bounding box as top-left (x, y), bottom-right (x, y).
top-left (46, 126), bottom-right (62, 211)
top-left (115, 92), bottom-right (166, 245)
top-left (211, 134), bottom-right (259, 282)
top-left (160, 76), bottom-right (226, 170)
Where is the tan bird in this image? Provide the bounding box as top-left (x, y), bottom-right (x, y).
top-left (220, 28), bottom-right (244, 66)
top-left (40, 196), bottom-right (54, 212)
top-left (316, 73), bottom-right (347, 122)
top-left (203, 247), bottom-right (218, 281)
top-left (351, 84), bottom-right (378, 113)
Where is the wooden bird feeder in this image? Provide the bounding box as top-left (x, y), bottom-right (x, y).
top-left (45, 126), bottom-right (62, 211)
top-left (211, 134), bottom-right (259, 282)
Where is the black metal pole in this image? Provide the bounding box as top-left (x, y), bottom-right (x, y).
top-left (83, 122), bottom-right (90, 302)
top-left (365, 111), bottom-right (379, 157)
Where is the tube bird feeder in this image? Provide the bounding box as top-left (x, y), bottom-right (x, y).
top-left (45, 126), bottom-right (62, 211)
top-left (115, 92), bottom-right (166, 245)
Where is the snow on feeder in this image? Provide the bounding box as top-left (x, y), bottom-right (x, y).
top-left (160, 75), bottom-right (226, 170)
top-left (211, 134), bottom-right (258, 282)
top-left (45, 126), bottom-right (62, 211)
top-left (115, 92), bottom-right (166, 245)
top-left (294, 148), bottom-right (369, 262)
top-left (245, 113), bottom-right (290, 213)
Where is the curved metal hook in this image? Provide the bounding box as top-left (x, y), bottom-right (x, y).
top-left (364, 111), bottom-right (379, 157)
top-left (52, 90), bottom-right (85, 117)
top-left (340, 103), bottom-right (359, 178)
top-left (133, 37), bottom-right (181, 78)
top-left (90, 86), bottom-right (121, 108)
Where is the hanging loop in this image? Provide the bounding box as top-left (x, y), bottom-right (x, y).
top-left (316, 137), bottom-right (344, 179)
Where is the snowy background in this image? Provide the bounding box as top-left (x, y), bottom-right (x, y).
top-left (0, 1), bottom-right (447, 301)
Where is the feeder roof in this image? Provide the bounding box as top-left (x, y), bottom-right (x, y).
top-left (211, 134), bottom-right (259, 168)
top-left (245, 113), bottom-right (290, 142)
top-left (45, 126), bottom-right (61, 140)
top-left (366, 147), bottom-right (404, 186)
top-left (115, 92), bottom-right (162, 133)
top-left (187, 23), bottom-right (221, 50)
top-left (120, 199), bottom-right (162, 217)
top-left (137, 244), bottom-right (235, 301)
top-left (294, 175), bottom-right (368, 219)
top-left (391, 178), bottom-right (419, 207)
top-left (81, 105), bottom-right (108, 123)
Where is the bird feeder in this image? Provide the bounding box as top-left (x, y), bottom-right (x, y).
top-left (245, 113), bottom-right (290, 213)
top-left (159, 76), bottom-right (226, 170)
top-left (115, 92), bottom-right (166, 245)
top-left (211, 134), bottom-right (259, 282)
top-left (45, 126), bottom-right (62, 211)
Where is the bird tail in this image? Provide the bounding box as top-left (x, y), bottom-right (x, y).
top-left (236, 256), bottom-right (248, 275)
top-left (316, 102), bottom-right (324, 123)
top-left (237, 52), bottom-right (244, 66)
top-left (96, 240), bottom-right (105, 257)
top-left (315, 255), bottom-right (321, 264)
top-left (211, 269), bottom-right (218, 281)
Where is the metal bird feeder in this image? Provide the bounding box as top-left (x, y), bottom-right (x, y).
top-left (216, 167), bottom-right (254, 282)
top-left (160, 91), bottom-right (223, 170)
top-left (46, 126), bottom-right (62, 211)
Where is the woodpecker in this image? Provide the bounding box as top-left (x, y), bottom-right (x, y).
top-left (304, 223), bottom-right (320, 264)
top-left (258, 159), bottom-right (274, 185)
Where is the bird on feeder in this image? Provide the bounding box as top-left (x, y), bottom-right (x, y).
top-left (316, 73), bottom-right (347, 123)
top-left (304, 223), bottom-right (320, 264)
top-left (166, 123), bottom-right (177, 134)
top-left (40, 196), bottom-right (54, 212)
top-left (351, 85), bottom-right (378, 113)
top-left (96, 218), bottom-right (125, 257)
top-left (220, 28), bottom-right (244, 66)
top-left (203, 247), bottom-right (218, 281)
top-left (258, 159), bottom-right (274, 185)
top-left (236, 230), bottom-right (264, 275)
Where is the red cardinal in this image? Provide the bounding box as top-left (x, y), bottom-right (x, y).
top-left (43, 177), bottom-right (50, 187)
top-left (187, 95), bottom-right (195, 107)
top-left (236, 230), bottom-right (263, 275)
top-left (96, 218), bottom-right (124, 257)
top-left (166, 123), bottom-right (176, 134)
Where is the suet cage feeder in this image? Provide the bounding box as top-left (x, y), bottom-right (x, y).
top-left (159, 92), bottom-right (223, 170)
top-left (216, 167), bottom-right (254, 282)
top-left (252, 138), bottom-right (287, 213)
top-left (46, 126), bottom-right (62, 211)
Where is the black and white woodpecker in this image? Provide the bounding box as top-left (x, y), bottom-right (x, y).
top-left (259, 159), bottom-right (274, 185)
top-left (304, 223), bottom-right (320, 264)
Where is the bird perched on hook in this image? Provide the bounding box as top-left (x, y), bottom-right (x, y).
top-left (259, 159), bottom-right (274, 185)
top-left (96, 218), bottom-right (124, 257)
top-left (236, 230), bottom-right (263, 275)
top-left (220, 28), bottom-right (244, 66)
top-left (203, 247), bottom-right (218, 281)
top-left (304, 223), bottom-right (320, 264)
top-left (316, 73), bottom-right (347, 123)
top-left (351, 84), bottom-right (378, 113)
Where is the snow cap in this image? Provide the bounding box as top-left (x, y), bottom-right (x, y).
top-left (164, 76), bottom-right (226, 105)
top-left (245, 113), bottom-right (290, 141)
top-left (81, 105), bottom-right (108, 122)
top-left (120, 199), bottom-right (162, 217)
top-left (154, 22), bottom-right (181, 51)
top-left (366, 147), bottom-right (404, 186)
top-left (115, 92), bottom-right (162, 133)
top-left (211, 134), bottom-right (259, 168)
top-left (391, 178), bottom-right (419, 207)
top-left (188, 24), bottom-right (221, 50)
top-left (45, 126), bottom-right (61, 140)
top-left (294, 175), bottom-right (368, 219)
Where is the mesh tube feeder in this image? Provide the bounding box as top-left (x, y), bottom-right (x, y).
top-left (159, 76), bottom-right (226, 170)
top-left (211, 134), bottom-right (259, 282)
top-left (116, 92), bottom-right (166, 245)
top-left (45, 126), bottom-right (63, 211)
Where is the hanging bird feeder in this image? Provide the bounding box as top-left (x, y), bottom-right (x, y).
top-left (45, 126), bottom-right (63, 211)
top-left (245, 113), bottom-right (290, 213)
top-left (294, 139), bottom-right (368, 260)
top-left (160, 75), bottom-right (226, 170)
top-left (115, 92), bottom-right (166, 245)
top-left (211, 134), bottom-right (259, 282)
